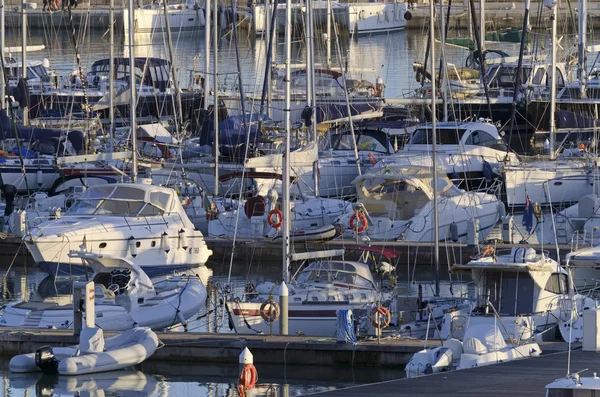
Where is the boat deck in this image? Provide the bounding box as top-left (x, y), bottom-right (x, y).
top-left (309, 346), bottom-right (591, 396)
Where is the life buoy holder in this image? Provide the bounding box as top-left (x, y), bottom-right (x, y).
top-left (267, 209), bottom-right (283, 229)
top-left (350, 212), bottom-right (368, 232)
top-left (237, 363), bottom-right (258, 397)
top-left (259, 299), bottom-right (281, 323)
top-left (369, 306), bottom-right (391, 329)
top-left (480, 245), bottom-right (495, 258)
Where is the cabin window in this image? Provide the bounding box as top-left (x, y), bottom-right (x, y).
top-left (137, 204), bottom-right (164, 216)
top-left (482, 271), bottom-right (534, 315)
top-left (547, 390), bottom-right (600, 396)
top-left (151, 241), bottom-right (156, 247)
top-left (465, 130), bottom-right (497, 147)
top-left (410, 128), bottom-right (467, 145)
top-left (99, 242), bottom-right (107, 249)
top-left (356, 135), bottom-right (387, 153)
top-left (544, 273), bottom-right (569, 294)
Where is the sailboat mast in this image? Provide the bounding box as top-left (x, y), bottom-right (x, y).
top-left (213, 0), bottom-right (219, 196)
top-left (283, 0), bottom-right (292, 284)
top-left (549, 0), bottom-right (557, 158)
top-left (578, 0), bottom-right (587, 98)
top-left (162, 0), bottom-right (184, 135)
top-left (479, 0), bottom-right (485, 52)
top-left (128, 0), bottom-right (137, 182)
top-left (109, 0), bottom-right (114, 151)
top-left (0, 0), bottom-right (4, 109)
top-left (430, 0), bottom-right (440, 297)
top-left (21, 0), bottom-right (28, 125)
top-left (204, 0), bottom-right (211, 111)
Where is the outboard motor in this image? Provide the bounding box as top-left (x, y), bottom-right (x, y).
top-left (35, 346), bottom-right (59, 374)
top-left (1, 184), bottom-right (17, 217)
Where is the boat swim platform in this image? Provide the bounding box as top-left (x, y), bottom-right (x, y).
top-left (0, 328), bottom-right (572, 368)
top-left (309, 346), bottom-right (591, 397)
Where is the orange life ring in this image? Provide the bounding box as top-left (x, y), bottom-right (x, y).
top-left (267, 209), bottom-right (283, 229)
top-left (237, 363), bottom-right (258, 396)
top-left (259, 299), bottom-right (280, 323)
top-left (369, 306), bottom-right (391, 329)
top-left (350, 212), bottom-right (368, 232)
top-left (481, 245), bottom-right (495, 258)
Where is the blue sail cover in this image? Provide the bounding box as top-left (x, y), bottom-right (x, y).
top-left (208, 113), bottom-right (269, 147)
top-left (0, 109), bottom-right (85, 153)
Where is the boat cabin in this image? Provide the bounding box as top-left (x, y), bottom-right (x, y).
top-left (85, 57), bottom-right (173, 92)
top-left (452, 247), bottom-right (570, 317)
top-left (66, 183), bottom-right (181, 217)
top-left (320, 129), bottom-right (394, 155)
top-left (404, 121), bottom-right (508, 152)
top-left (546, 375), bottom-right (600, 397)
top-left (295, 260), bottom-right (377, 291)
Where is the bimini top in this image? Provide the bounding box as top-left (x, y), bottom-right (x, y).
top-left (66, 183), bottom-right (181, 217)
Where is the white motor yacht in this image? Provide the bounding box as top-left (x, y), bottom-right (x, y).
top-left (441, 247), bottom-right (582, 342)
top-left (23, 181), bottom-right (213, 278)
top-left (337, 165), bottom-right (502, 242)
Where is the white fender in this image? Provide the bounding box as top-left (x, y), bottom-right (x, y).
top-left (128, 236), bottom-right (138, 258)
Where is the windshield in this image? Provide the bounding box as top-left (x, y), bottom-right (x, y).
top-left (410, 128), bottom-right (467, 145)
top-left (295, 261), bottom-right (374, 289)
top-left (67, 199), bottom-right (162, 216)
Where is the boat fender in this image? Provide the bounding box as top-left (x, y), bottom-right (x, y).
top-left (36, 169), bottom-right (43, 186)
top-left (369, 306), bottom-right (391, 329)
top-left (128, 236), bottom-right (138, 258)
top-left (449, 222), bottom-right (459, 242)
top-left (350, 212), bottom-right (368, 232)
top-left (259, 299), bottom-right (280, 323)
top-left (482, 160), bottom-right (494, 183)
top-left (178, 229), bottom-right (188, 250)
top-left (497, 202), bottom-right (506, 218)
top-left (161, 231), bottom-right (170, 253)
top-left (404, 10), bottom-right (412, 21)
top-left (35, 346), bottom-right (59, 374)
top-left (267, 209), bottom-right (283, 229)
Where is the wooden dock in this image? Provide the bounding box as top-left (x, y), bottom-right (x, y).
top-left (309, 346), bottom-right (591, 397)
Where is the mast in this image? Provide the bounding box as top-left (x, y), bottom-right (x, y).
top-left (109, 0), bottom-right (114, 151)
top-left (204, 0), bottom-right (210, 112)
top-left (162, 0), bottom-right (183, 136)
top-left (439, 0), bottom-right (448, 122)
top-left (306, 0), bottom-right (318, 196)
top-left (578, 0), bottom-right (587, 98)
top-left (0, 0), bottom-right (4, 109)
top-left (326, 0), bottom-right (331, 67)
top-left (479, 0), bottom-right (485, 52)
top-left (282, 0), bottom-right (291, 283)
top-left (21, 0), bottom-right (28, 125)
top-left (128, 0), bottom-right (137, 182)
top-left (430, 0), bottom-right (440, 297)
top-left (213, 0), bottom-right (219, 196)
top-left (549, 0), bottom-right (557, 158)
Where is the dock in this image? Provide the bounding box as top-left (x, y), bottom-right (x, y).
top-left (310, 346), bottom-right (590, 396)
top-left (0, 328), bottom-right (425, 366)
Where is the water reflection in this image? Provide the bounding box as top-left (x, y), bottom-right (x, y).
top-left (1, 363), bottom-right (371, 396)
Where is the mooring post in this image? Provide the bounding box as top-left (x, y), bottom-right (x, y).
top-left (280, 281), bottom-right (289, 335)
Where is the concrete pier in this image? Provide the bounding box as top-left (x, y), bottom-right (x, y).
top-left (311, 346), bottom-right (589, 396)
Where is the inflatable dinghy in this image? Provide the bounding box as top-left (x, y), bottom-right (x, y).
top-left (9, 326), bottom-right (159, 375)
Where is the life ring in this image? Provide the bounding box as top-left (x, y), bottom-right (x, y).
top-left (369, 306), bottom-right (391, 329)
top-left (480, 245), bottom-right (495, 258)
top-left (259, 299), bottom-right (281, 323)
top-left (267, 209), bottom-right (283, 229)
top-left (349, 212), bottom-right (368, 232)
top-left (237, 363), bottom-right (258, 397)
